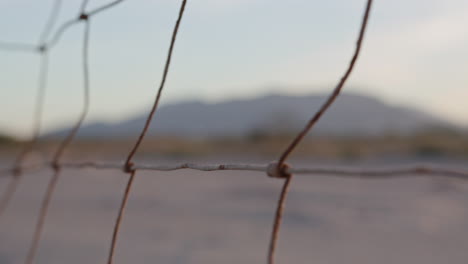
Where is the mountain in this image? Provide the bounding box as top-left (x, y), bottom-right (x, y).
top-left (47, 92), bottom-right (456, 139)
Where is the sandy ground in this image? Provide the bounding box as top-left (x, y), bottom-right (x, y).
top-left (1, 157), bottom-right (468, 264)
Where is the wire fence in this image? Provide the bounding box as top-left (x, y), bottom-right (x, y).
top-left (1, 0), bottom-right (467, 263)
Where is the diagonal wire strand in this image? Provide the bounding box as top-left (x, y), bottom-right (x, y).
top-left (277, 0), bottom-right (374, 167)
top-left (107, 2), bottom-right (188, 263)
top-left (0, 0), bottom-right (139, 221)
top-left (0, 175), bottom-right (21, 218)
top-left (106, 171), bottom-right (137, 264)
top-left (268, 174), bottom-right (293, 264)
top-left (23, 18), bottom-right (92, 264)
top-left (1, 1), bottom-right (132, 260)
top-left (0, 54), bottom-right (49, 217)
top-left (38, 0), bottom-right (63, 45)
top-left (267, 1), bottom-right (374, 264)
top-left (80, 0), bottom-right (91, 14)
top-left (45, 18), bottom-right (80, 50)
top-left (23, 169), bottom-right (61, 264)
top-left (88, 0), bottom-right (126, 16)
top-left (6, 1), bottom-right (468, 264)
top-left (1, 0), bottom-right (66, 220)
top-left (0, 0), bottom-right (61, 52)
top-left (42, 0), bottom-right (128, 51)
top-left (124, 0), bottom-right (188, 172)
top-left (50, 24), bottom-right (91, 166)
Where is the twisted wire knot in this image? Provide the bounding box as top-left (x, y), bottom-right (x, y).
top-left (123, 161), bottom-right (135, 174)
top-left (50, 161), bottom-right (61, 172)
top-left (37, 45), bottom-right (47, 53)
top-left (267, 161), bottom-right (291, 179)
top-left (12, 166), bottom-right (22, 177)
top-left (79, 13), bottom-right (89, 20)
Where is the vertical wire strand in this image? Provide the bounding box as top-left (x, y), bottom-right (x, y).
top-left (268, 1), bottom-right (374, 264)
top-left (0, 54), bottom-right (49, 218)
top-left (24, 169), bottom-right (61, 264)
top-left (0, 176), bottom-right (21, 218)
top-left (38, 0), bottom-right (63, 45)
top-left (277, 0), bottom-right (373, 166)
top-left (124, 0), bottom-right (188, 171)
top-left (80, 0), bottom-right (91, 14)
top-left (0, 0), bottom-right (376, 263)
top-left (0, 0), bottom-right (62, 218)
top-left (267, 175), bottom-right (293, 264)
top-left (24, 19), bottom-right (91, 264)
top-left (106, 171), bottom-right (136, 264)
top-left (106, 2), bottom-right (188, 263)
top-left (51, 22), bottom-right (90, 166)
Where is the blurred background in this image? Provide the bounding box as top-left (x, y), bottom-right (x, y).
top-left (1, 0), bottom-right (468, 263)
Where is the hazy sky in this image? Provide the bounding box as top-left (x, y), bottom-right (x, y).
top-left (1, 0), bottom-right (467, 138)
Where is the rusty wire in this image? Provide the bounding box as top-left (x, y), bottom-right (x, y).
top-left (1, 0), bottom-right (128, 262)
top-left (2, 161), bottom-right (468, 180)
top-left (123, 0), bottom-right (188, 172)
top-left (107, 1), bottom-right (189, 263)
top-left (2, 0), bottom-right (466, 263)
top-left (0, 55), bottom-right (48, 217)
top-left (0, 0), bottom-right (60, 218)
top-left (23, 168), bottom-right (61, 264)
top-left (23, 15), bottom-right (92, 264)
top-left (0, 0), bottom-right (127, 53)
top-left (107, 170), bottom-right (136, 264)
top-left (268, 0), bottom-right (374, 263)
top-left (38, 0), bottom-right (63, 45)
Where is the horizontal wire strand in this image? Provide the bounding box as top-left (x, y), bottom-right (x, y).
top-left (0, 42), bottom-right (37, 52)
top-left (1, 161), bottom-right (467, 180)
top-left (3, 1), bottom-right (468, 264)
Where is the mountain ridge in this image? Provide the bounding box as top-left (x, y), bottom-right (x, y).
top-left (46, 92), bottom-right (457, 139)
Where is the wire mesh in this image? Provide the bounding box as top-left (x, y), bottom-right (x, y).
top-left (1, 0), bottom-right (466, 263)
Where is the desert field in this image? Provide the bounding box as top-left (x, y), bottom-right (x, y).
top-left (2, 0), bottom-right (467, 263)
top-left (1, 154), bottom-right (468, 264)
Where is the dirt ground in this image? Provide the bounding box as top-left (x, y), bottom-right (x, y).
top-left (1, 156), bottom-right (468, 264)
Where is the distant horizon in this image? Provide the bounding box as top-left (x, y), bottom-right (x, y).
top-left (1, 88), bottom-right (465, 139)
top-left (19, 89), bottom-right (462, 144)
top-left (2, 0), bottom-right (467, 138)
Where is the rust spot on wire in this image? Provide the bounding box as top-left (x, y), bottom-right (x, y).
top-left (267, 162), bottom-right (291, 179)
top-left (79, 13), bottom-right (89, 21)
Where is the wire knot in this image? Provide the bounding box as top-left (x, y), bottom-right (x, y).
top-left (12, 166), bottom-right (22, 177)
top-left (267, 161), bottom-right (291, 179)
top-left (37, 45), bottom-right (47, 53)
top-left (123, 162), bottom-right (135, 174)
top-left (79, 13), bottom-right (89, 20)
top-left (51, 161), bottom-right (61, 172)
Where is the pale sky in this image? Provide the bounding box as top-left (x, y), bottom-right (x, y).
top-left (1, 0), bottom-right (467, 138)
